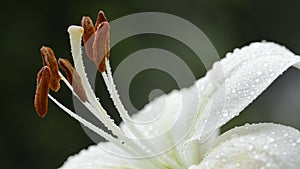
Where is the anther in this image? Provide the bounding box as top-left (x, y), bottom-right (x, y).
top-left (40, 46), bottom-right (61, 91)
top-left (81, 16), bottom-right (95, 61)
top-left (80, 11), bottom-right (110, 73)
top-left (95, 11), bottom-right (108, 30)
top-left (34, 66), bottom-right (51, 118)
top-left (93, 22), bottom-right (110, 73)
top-left (58, 58), bottom-right (87, 102)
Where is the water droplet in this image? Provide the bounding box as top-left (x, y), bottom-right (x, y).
top-left (263, 144), bottom-right (268, 150)
top-left (247, 144), bottom-right (254, 151)
top-left (222, 110), bottom-right (229, 117)
top-left (292, 142), bottom-right (296, 146)
top-left (267, 137), bottom-right (275, 143)
top-left (231, 89), bottom-right (236, 93)
top-left (255, 79), bottom-right (260, 83)
top-left (257, 71), bottom-right (263, 75)
top-left (235, 163), bottom-right (241, 167)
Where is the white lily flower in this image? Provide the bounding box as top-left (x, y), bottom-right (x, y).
top-left (34, 12), bottom-right (300, 169)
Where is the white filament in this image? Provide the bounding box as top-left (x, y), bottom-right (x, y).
top-left (103, 60), bottom-right (182, 169)
top-left (66, 26), bottom-right (166, 168)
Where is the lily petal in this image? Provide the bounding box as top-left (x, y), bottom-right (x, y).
top-left (191, 41), bottom-right (300, 141)
top-left (189, 123), bottom-right (300, 169)
top-left (59, 142), bottom-right (146, 169)
top-left (121, 41), bottom-right (300, 165)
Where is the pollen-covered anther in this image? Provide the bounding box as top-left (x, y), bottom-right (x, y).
top-left (95, 11), bottom-right (108, 30)
top-left (93, 21), bottom-right (110, 73)
top-left (40, 46), bottom-right (61, 91)
top-left (58, 58), bottom-right (88, 102)
top-left (81, 11), bottom-right (110, 73)
top-left (81, 16), bottom-right (95, 61)
top-left (34, 66), bottom-right (51, 118)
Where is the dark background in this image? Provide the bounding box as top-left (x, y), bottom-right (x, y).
top-left (1, 0), bottom-right (300, 168)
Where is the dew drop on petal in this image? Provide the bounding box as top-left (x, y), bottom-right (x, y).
top-left (267, 137), bottom-right (275, 143)
top-left (247, 144), bottom-right (254, 151)
top-left (257, 71), bottom-right (263, 75)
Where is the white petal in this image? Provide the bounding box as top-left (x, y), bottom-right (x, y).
top-left (59, 142), bottom-right (146, 169)
top-left (189, 123), bottom-right (300, 169)
top-left (121, 42), bottom-right (300, 165)
top-left (121, 85), bottom-right (204, 164)
top-left (191, 42), bottom-right (300, 140)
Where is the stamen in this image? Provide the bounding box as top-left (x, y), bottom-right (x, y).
top-left (93, 22), bottom-right (110, 72)
top-left (95, 11), bottom-right (107, 30)
top-left (67, 25), bottom-right (127, 137)
top-left (47, 95), bottom-right (138, 157)
top-left (103, 60), bottom-right (182, 169)
top-left (40, 46), bottom-right (61, 92)
top-left (58, 58), bottom-right (87, 102)
top-left (81, 16), bottom-right (95, 61)
top-left (67, 25), bottom-right (166, 166)
top-left (34, 66), bottom-right (51, 118)
top-left (81, 13), bottom-right (179, 167)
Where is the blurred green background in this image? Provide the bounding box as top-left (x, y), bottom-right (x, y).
top-left (1, 0), bottom-right (300, 168)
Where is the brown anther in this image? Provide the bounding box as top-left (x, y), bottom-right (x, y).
top-left (34, 66), bottom-right (51, 118)
top-left (81, 16), bottom-right (95, 61)
top-left (58, 58), bottom-right (87, 102)
top-left (93, 22), bottom-right (110, 73)
top-left (40, 46), bottom-right (61, 92)
top-left (95, 11), bottom-right (108, 30)
top-left (80, 11), bottom-right (110, 73)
